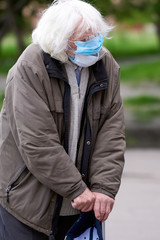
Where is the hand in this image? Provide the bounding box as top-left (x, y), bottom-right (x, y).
top-left (71, 188), bottom-right (95, 212)
top-left (93, 192), bottom-right (114, 222)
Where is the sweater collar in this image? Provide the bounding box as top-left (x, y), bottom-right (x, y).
top-left (43, 50), bottom-right (108, 84)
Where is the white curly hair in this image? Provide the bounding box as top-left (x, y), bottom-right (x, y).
top-left (32, 0), bottom-right (113, 62)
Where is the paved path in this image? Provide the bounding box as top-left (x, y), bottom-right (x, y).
top-left (118, 53), bottom-right (160, 67)
top-left (118, 53), bottom-right (160, 100)
top-left (105, 149), bottom-right (160, 240)
top-left (120, 82), bottom-right (160, 99)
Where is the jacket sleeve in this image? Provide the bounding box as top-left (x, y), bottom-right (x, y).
top-left (5, 60), bottom-right (86, 200)
top-left (89, 63), bottom-right (126, 199)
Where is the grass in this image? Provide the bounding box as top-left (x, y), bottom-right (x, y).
top-left (0, 91), bottom-right (5, 110)
top-left (124, 95), bottom-right (160, 105)
top-left (0, 35), bottom-right (19, 75)
top-left (120, 59), bottom-right (160, 85)
top-left (124, 95), bottom-right (160, 122)
top-left (104, 27), bottom-right (159, 59)
top-left (0, 33), bottom-right (31, 74)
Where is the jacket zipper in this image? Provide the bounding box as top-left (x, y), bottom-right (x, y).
top-left (78, 80), bottom-right (108, 183)
top-left (6, 164), bottom-right (26, 203)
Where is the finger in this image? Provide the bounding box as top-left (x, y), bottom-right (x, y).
top-left (71, 200), bottom-right (77, 209)
top-left (72, 192), bottom-right (95, 211)
top-left (72, 202), bottom-right (84, 210)
top-left (102, 200), bottom-right (114, 221)
top-left (94, 200), bottom-right (101, 220)
top-left (76, 199), bottom-right (94, 211)
top-left (81, 202), bottom-right (94, 212)
top-left (100, 200), bottom-right (107, 221)
top-left (103, 212), bottom-right (109, 221)
top-left (71, 199), bottom-right (81, 209)
top-left (72, 198), bottom-right (90, 210)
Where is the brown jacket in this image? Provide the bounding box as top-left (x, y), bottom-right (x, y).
top-left (0, 44), bottom-right (125, 235)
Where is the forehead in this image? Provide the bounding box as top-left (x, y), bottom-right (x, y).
top-left (70, 28), bottom-right (94, 41)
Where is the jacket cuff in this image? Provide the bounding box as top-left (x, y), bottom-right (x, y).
top-left (91, 187), bottom-right (115, 200)
top-left (67, 181), bottom-right (87, 201)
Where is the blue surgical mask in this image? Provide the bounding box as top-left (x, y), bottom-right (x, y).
top-left (74, 34), bottom-right (104, 55)
top-left (69, 53), bottom-right (99, 68)
top-left (69, 34), bottom-right (104, 67)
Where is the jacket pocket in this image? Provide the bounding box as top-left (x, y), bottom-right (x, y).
top-left (6, 164), bottom-right (29, 203)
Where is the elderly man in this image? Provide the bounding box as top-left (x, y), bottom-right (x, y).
top-left (0, 0), bottom-right (125, 239)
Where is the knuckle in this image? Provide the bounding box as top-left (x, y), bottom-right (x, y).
top-left (87, 198), bottom-right (92, 204)
top-left (75, 200), bottom-right (80, 206)
top-left (92, 195), bottom-right (96, 201)
top-left (95, 213), bottom-right (100, 219)
top-left (73, 203), bottom-right (79, 209)
top-left (90, 198), bottom-right (94, 204)
top-left (101, 210), bottom-right (106, 215)
top-left (77, 206), bottom-right (82, 210)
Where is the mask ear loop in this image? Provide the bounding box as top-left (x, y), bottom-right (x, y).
top-left (67, 43), bottom-right (74, 50)
top-left (66, 43), bottom-right (76, 59)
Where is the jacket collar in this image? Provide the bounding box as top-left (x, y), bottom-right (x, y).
top-left (43, 51), bottom-right (67, 82)
top-left (91, 46), bottom-right (108, 83)
top-left (43, 51), bottom-right (108, 84)
top-left (91, 59), bottom-right (108, 83)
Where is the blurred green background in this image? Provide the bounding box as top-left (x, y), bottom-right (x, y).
top-left (0, 0), bottom-right (160, 147)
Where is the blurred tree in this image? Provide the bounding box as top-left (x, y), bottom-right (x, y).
top-left (113, 0), bottom-right (160, 46)
top-left (0, 0), bottom-right (160, 52)
top-left (0, 0), bottom-right (30, 52)
top-left (88, 0), bottom-right (160, 47)
top-left (0, 0), bottom-right (50, 53)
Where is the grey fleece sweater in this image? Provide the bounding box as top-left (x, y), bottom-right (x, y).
top-left (60, 61), bottom-right (89, 216)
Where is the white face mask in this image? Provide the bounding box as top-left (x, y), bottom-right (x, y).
top-left (69, 53), bottom-right (99, 67)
